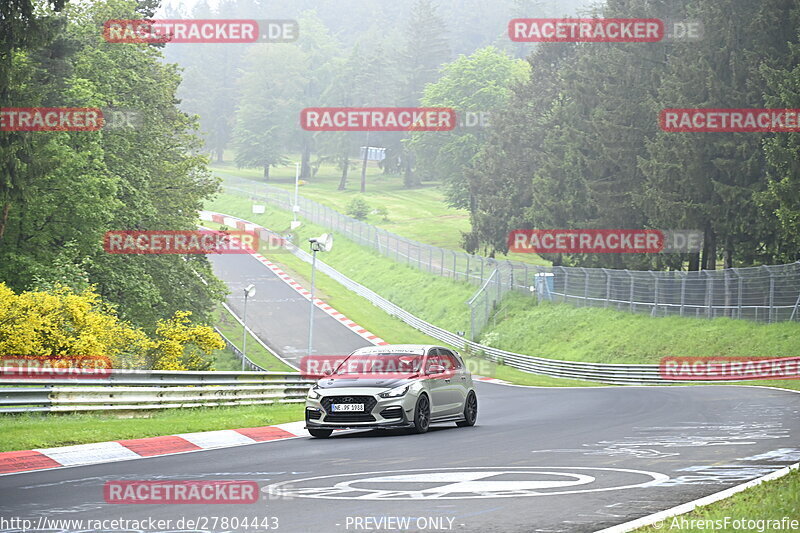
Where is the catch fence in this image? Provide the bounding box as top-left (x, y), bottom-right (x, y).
top-left (220, 178), bottom-right (800, 337)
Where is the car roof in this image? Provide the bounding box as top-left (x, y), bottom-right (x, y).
top-left (350, 344), bottom-right (443, 355)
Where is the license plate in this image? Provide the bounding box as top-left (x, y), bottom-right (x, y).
top-left (331, 403), bottom-right (364, 412)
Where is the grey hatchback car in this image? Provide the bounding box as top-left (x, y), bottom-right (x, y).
top-left (304, 344), bottom-right (477, 438)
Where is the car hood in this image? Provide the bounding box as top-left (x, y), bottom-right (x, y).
top-left (316, 376), bottom-right (417, 389)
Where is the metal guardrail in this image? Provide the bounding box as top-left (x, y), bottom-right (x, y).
top-left (202, 210), bottom-right (737, 386)
top-left (0, 369), bottom-right (313, 413)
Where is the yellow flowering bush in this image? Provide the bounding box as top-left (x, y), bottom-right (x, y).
top-left (0, 283), bottom-right (222, 371)
top-left (147, 310), bottom-right (224, 371)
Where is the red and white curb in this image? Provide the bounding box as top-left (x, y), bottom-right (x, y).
top-left (199, 210), bottom-right (388, 347)
top-left (0, 422), bottom-right (309, 476)
top-left (253, 253), bottom-right (388, 347)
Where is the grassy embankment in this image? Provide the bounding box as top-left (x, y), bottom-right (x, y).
top-left (205, 190), bottom-right (800, 392)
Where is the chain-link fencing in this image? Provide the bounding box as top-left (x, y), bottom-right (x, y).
top-left (220, 177), bottom-right (800, 339)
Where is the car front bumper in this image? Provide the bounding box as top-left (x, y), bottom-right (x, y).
top-left (304, 388), bottom-right (417, 430)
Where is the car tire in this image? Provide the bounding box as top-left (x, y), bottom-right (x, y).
top-left (456, 391), bottom-right (477, 427)
top-left (308, 428), bottom-right (333, 439)
top-left (411, 394), bottom-right (430, 434)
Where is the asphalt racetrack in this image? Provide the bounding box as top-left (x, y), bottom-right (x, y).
top-left (1, 251), bottom-right (797, 532)
top-left (0, 383), bottom-right (798, 532)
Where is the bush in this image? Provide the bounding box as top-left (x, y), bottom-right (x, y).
top-left (376, 206), bottom-right (390, 221)
top-left (347, 197), bottom-right (370, 220)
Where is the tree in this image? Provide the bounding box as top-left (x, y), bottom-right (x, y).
top-left (640, 0), bottom-right (799, 269)
top-left (0, 0), bottom-right (71, 241)
top-left (316, 28), bottom-right (402, 190)
top-left (407, 46), bottom-right (529, 208)
top-left (233, 45), bottom-right (308, 179)
top-left (397, 0), bottom-right (451, 187)
top-left (0, 0), bottom-right (228, 329)
top-left (294, 11), bottom-right (341, 182)
top-left (171, 0), bottom-right (243, 162)
top-left (464, 42), bottom-right (574, 259)
top-left (759, 21), bottom-right (800, 263)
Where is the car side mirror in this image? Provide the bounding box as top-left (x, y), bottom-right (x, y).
top-left (426, 364), bottom-right (446, 375)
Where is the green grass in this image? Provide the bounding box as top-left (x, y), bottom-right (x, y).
top-left (636, 467), bottom-right (800, 532)
top-left (211, 158), bottom-right (551, 266)
top-left (208, 348), bottom-right (242, 371)
top-left (0, 404), bottom-right (304, 452)
top-left (489, 294), bottom-right (800, 364)
top-left (205, 192), bottom-right (800, 393)
top-left (212, 305), bottom-right (295, 372)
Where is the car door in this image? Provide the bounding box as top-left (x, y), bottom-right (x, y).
top-left (423, 349), bottom-right (450, 417)
top-left (439, 348), bottom-right (468, 414)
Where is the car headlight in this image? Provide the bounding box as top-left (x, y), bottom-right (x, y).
top-left (378, 385), bottom-right (410, 398)
top-left (307, 387), bottom-right (321, 400)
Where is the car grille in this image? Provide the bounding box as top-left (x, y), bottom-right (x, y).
top-left (322, 395), bottom-right (377, 422)
top-left (306, 408), bottom-right (321, 420)
top-left (380, 406), bottom-right (404, 419)
top-left (324, 413), bottom-right (376, 422)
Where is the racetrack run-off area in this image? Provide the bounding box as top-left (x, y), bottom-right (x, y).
top-left (0, 383), bottom-right (798, 532)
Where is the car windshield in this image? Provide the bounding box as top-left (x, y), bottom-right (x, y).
top-left (333, 353), bottom-right (424, 375)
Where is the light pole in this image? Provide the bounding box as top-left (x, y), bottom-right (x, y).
top-left (307, 234), bottom-right (333, 356)
top-left (242, 284), bottom-right (256, 370)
